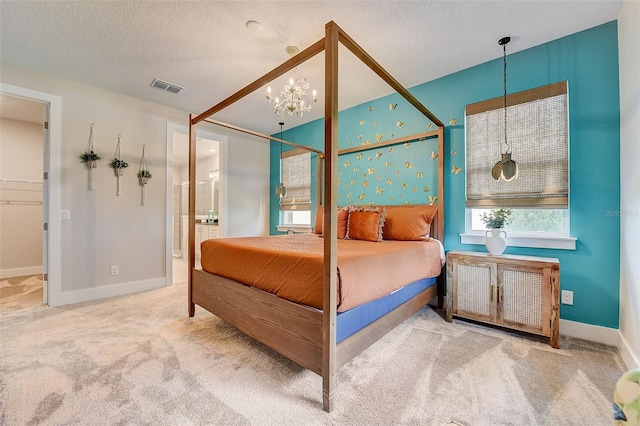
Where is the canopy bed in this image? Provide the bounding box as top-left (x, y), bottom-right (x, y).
top-left (188, 21), bottom-right (445, 412)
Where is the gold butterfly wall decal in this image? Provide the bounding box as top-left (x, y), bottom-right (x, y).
top-left (416, 171), bottom-right (424, 178)
top-left (376, 133), bottom-right (383, 141)
top-left (364, 139), bottom-right (371, 145)
top-left (395, 171), bottom-right (401, 176)
top-left (371, 121), bottom-right (376, 126)
top-left (430, 151), bottom-right (439, 160)
top-left (389, 103), bottom-right (397, 110)
top-left (428, 195), bottom-right (438, 205)
top-left (450, 150), bottom-right (457, 156)
top-left (359, 193), bottom-right (366, 200)
top-left (338, 171), bottom-right (343, 176)
top-left (390, 133), bottom-right (394, 138)
top-left (385, 161), bottom-right (392, 168)
top-left (336, 178), bottom-right (340, 185)
top-left (451, 165), bottom-right (463, 174)
top-left (449, 118), bottom-right (459, 125)
top-left (405, 161), bottom-right (413, 169)
top-left (343, 160), bottom-right (350, 168)
top-left (404, 201), bottom-right (410, 205)
top-left (412, 187), bottom-right (418, 192)
top-left (386, 179), bottom-right (393, 185)
top-left (375, 176), bottom-right (381, 181)
top-left (359, 119), bottom-right (365, 125)
top-left (362, 179), bottom-right (368, 188)
top-left (427, 123), bottom-right (434, 129)
top-left (349, 141), bottom-right (354, 145)
top-left (396, 120), bottom-right (404, 128)
top-left (375, 152), bottom-right (382, 159)
top-left (357, 134), bottom-right (363, 139)
top-left (375, 186), bottom-right (384, 194)
top-left (423, 186), bottom-right (431, 192)
top-left (345, 184), bottom-right (350, 189)
top-left (388, 147), bottom-right (394, 153)
top-left (347, 192), bottom-right (352, 198)
top-left (353, 167), bottom-right (358, 172)
top-left (388, 195), bottom-right (394, 200)
top-left (369, 106), bottom-right (374, 111)
top-left (367, 168), bottom-right (375, 175)
top-left (399, 194), bottom-right (403, 199)
top-left (369, 201), bottom-right (375, 206)
top-left (350, 179), bottom-right (356, 185)
top-left (367, 156), bottom-right (372, 161)
top-left (404, 142), bottom-right (410, 148)
top-left (356, 153), bottom-right (363, 160)
top-left (401, 182), bottom-right (408, 188)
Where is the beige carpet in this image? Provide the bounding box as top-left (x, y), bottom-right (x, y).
top-left (0, 279), bottom-right (626, 425)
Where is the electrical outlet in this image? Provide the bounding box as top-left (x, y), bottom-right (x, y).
top-left (110, 265), bottom-right (119, 276)
top-left (561, 290), bottom-right (573, 305)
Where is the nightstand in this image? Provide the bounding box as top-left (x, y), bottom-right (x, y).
top-left (445, 251), bottom-right (560, 348)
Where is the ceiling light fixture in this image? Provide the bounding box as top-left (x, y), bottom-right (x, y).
top-left (491, 36), bottom-right (518, 182)
top-left (266, 46), bottom-right (318, 117)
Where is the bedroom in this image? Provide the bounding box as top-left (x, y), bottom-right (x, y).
top-left (1, 0), bottom-right (638, 424)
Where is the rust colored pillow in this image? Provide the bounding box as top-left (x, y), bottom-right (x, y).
top-left (314, 205), bottom-right (349, 239)
top-left (346, 206), bottom-right (385, 242)
top-left (382, 204), bottom-right (438, 241)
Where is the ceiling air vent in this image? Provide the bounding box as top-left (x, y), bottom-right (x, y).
top-left (150, 78), bottom-right (184, 94)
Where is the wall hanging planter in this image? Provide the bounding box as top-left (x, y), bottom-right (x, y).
top-left (79, 124), bottom-right (101, 190)
top-left (137, 145), bottom-right (151, 205)
top-left (108, 134), bottom-right (129, 196)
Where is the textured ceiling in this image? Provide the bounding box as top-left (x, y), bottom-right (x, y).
top-left (0, 1), bottom-right (621, 134)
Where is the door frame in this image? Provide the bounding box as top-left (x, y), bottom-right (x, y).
top-left (1, 83), bottom-right (62, 306)
top-left (165, 122), bottom-right (228, 285)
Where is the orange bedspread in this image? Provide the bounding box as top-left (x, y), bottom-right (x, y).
top-left (200, 234), bottom-right (443, 312)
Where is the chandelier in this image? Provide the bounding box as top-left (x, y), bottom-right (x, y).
top-left (266, 46), bottom-right (318, 117)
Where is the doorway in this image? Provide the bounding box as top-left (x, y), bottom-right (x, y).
top-left (165, 123), bottom-right (227, 285)
top-left (0, 94), bottom-right (45, 307)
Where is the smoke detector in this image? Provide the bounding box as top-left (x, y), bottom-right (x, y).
top-left (150, 78), bottom-right (184, 94)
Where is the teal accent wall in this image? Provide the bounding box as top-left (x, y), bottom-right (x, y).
top-left (270, 21), bottom-right (620, 328)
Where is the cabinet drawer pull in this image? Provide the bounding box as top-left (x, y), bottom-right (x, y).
top-left (490, 285), bottom-right (494, 302)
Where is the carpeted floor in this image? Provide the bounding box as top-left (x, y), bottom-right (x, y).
top-left (0, 278), bottom-right (626, 425)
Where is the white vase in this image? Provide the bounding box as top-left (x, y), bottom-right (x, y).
top-left (485, 228), bottom-right (507, 255)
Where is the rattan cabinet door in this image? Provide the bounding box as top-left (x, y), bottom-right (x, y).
top-left (498, 264), bottom-right (551, 337)
top-left (450, 257), bottom-right (497, 323)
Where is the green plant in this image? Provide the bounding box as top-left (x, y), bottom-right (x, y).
top-left (79, 150), bottom-right (101, 162)
top-left (137, 169), bottom-right (152, 179)
top-left (480, 208), bottom-right (513, 229)
top-left (108, 158), bottom-right (129, 169)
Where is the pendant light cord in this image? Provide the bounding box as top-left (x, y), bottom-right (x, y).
top-left (502, 39), bottom-right (510, 154)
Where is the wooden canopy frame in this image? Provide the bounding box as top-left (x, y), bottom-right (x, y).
top-left (188, 21), bottom-right (445, 412)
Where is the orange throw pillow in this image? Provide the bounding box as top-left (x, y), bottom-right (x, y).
top-left (346, 206), bottom-right (385, 242)
top-left (382, 204), bottom-right (438, 241)
top-left (314, 206), bottom-right (349, 239)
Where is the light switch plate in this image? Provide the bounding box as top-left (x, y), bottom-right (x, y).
top-left (561, 290), bottom-right (573, 305)
top-left (61, 209), bottom-right (70, 221)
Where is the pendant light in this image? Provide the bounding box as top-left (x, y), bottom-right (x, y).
top-left (274, 122), bottom-right (287, 202)
top-left (491, 36), bottom-right (519, 182)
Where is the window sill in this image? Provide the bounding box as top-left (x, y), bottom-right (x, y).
top-left (277, 225), bottom-right (313, 234)
top-left (460, 233), bottom-right (577, 250)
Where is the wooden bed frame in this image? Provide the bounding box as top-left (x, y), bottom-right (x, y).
top-left (188, 21), bottom-right (445, 412)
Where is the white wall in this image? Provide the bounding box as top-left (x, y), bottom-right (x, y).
top-left (0, 118), bottom-right (43, 277)
top-left (0, 63), bottom-right (270, 304)
top-left (618, 0), bottom-right (640, 370)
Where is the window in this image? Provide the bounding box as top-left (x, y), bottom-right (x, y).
top-left (463, 81), bottom-right (575, 249)
top-left (279, 148), bottom-right (311, 227)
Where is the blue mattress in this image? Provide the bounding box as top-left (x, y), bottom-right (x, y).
top-left (336, 277), bottom-right (437, 343)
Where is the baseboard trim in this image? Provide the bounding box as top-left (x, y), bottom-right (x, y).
top-left (0, 266), bottom-right (43, 279)
top-left (618, 332), bottom-right (640, 370)
top-left (53, 278), bottom-right (166, 306)
top-left (560, 319), bottom-right (619, 346)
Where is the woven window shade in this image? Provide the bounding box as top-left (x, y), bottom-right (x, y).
top-left (465, 81), bottom-right (569, 208)
top-left (280, 148), bottom-right (311, 211)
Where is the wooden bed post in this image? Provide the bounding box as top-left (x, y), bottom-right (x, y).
top-left (322, 20), bottom-right (339, 413)
top-left (188, 114), bottom-right (197, 317)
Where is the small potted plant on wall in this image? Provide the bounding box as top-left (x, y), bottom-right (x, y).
top-left (109, 157), bottom-right (129, 176)
top-left (480, 208), bottom-right (512, 255)
top-left (137, 169), bottom-right (152, 185)
top-left (80, 150), bottom-right (101, 168)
